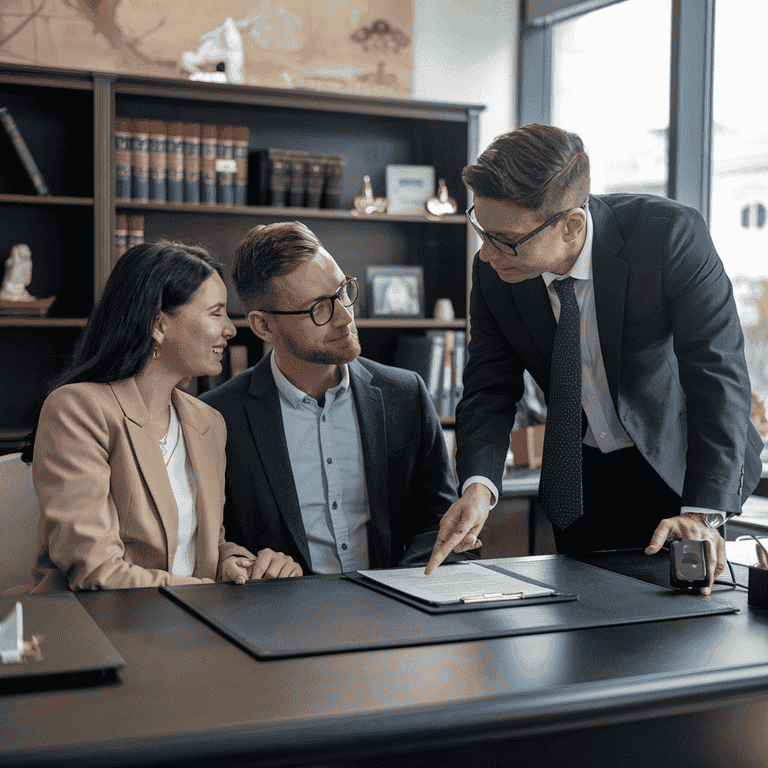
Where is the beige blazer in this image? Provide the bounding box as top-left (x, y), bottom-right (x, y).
top-left (27, 378), bottom-right (253, 592)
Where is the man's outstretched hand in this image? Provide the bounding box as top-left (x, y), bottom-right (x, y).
top-left (424, 483), bottom-right (491, 575)
top-left (645, 512), bottom-right (724, 595)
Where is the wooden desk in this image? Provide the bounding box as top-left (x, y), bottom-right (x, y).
top-left (3, 553), bottom-right (768, 768)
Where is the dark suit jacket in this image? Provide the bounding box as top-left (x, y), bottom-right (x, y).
top-left (457, 193), bottom-right (763, 516)
top-left (201, 354), bottom-right (471, 573)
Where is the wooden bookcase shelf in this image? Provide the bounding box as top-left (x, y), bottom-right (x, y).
top-left (0, 62), bottom-right (483, 454)
top-left (0, 317), bottom-right (88, 327)
top-left (116, 199), bottom-right (466, 224)
top-left (0, 194), bottom-right (94, 206)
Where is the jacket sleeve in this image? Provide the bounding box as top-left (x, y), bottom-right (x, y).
top-left (454, 254), bottom-right (526, 493)
top-left (397, 371), bottom-right (478, 566)
top-left (211, 408), bottom-right (258, 570)
top-left (661, 206), bottom-right (759, 511)
top-left (33, 387), bottom-right (212, 590)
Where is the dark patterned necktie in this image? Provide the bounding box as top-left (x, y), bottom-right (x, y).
top-left (539, 276), bottom-right (583, 530)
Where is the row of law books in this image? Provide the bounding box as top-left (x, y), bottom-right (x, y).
top-left (251, 148), bottom-right (345, 209)
top-left (394, 330), bottom-right (467, 419)
top-left (114, 215), bottom-right (145, 262)
top-left (115, 119), bottom-right (248, 206)
top-left (0, 105), bottom-right (50, 195)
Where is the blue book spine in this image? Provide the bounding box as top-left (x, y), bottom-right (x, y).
top-left (201, 125), bottom-right (217, 204)
top-left (183, 127), bottom-right (201, 204)
top-left (131, 120), bottom-right (150, 202)
top-left (216, 127), bottom-right (235, 206)
top-left (148, 122), bottom-right (167, 202)
top-left (114, 118), bottom-right (132, 199)
top-left (167, 126), bottom-right (184, 203)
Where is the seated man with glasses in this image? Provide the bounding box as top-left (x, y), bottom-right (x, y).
top-left (426, 123), bottom-right (762, 596)
top-left (201, 221), bottom-right (474, 575)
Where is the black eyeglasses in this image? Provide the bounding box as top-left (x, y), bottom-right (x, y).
top-left (467, 202), bottom-right (587, 257)
top-left (257, 276), bottom-right (358, 327)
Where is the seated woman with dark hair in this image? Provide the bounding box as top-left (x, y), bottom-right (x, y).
top-left (16, 240), bottom-right (301, 592)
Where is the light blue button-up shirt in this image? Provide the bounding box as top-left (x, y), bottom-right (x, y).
top-left (270, 354), bottom-right (371, 573)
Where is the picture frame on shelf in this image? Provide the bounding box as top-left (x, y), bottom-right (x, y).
top-left (385, 164), bottom-right (435, 214)
top-left (366, 265), bottom-right (424, 318)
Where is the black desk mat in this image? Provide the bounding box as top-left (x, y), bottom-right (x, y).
top-left (162, 557), bottom-right (737, 660)
top-left (0, 593), bottom-right (125, 694)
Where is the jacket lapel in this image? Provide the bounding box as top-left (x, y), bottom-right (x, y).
top-left (348, 359), bottom-right (391, 568)
top-left (110, 378), bottom-right (178, 570)
top-left (510, 275), bottom-right (558, 369)
top-left (589, 195), bottom-right (628, 408)
top-left (172, 389), bottom-right (219, 578)
top-left (245, 355), bottom-right (311, 567)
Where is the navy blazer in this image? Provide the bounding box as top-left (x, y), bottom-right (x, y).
top-left (201, 354), bottom-right (470, 574)
top-left (456, 193), bottom-right (763, 515)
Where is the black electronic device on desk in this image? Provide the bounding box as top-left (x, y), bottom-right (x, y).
top-left (0, 593), bottom-right (125, 694)
top-left (669, 538), bottom-right (710, 590)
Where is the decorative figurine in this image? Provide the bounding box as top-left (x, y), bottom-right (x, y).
top-left (424, 179), bottom-right (458, 220)
top-left (353, 175), bottom-right (387, 215)
top-left (0, 244), bottom-right (55, 315)
top-left (0, 243), bottom-right (34, 301)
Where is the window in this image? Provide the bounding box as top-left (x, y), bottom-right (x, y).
top-left (550, 0), bottom-right (672, 195)
top-left (710, 0), bottom-right (768, 415)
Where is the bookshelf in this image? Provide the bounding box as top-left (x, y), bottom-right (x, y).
top-left (0, 63), bottom-right (483, 454)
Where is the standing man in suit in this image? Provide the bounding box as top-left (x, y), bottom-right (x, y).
top-left (201, 221), bottom-right (473, 575)
top-left (426, 124), bottom-right (763, 593)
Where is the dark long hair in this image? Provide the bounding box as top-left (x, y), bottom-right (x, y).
top-left (20, 240), bottom-right (224, 463)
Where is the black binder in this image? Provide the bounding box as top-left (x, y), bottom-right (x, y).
top-left (0, 593), bottom-right (125, 694)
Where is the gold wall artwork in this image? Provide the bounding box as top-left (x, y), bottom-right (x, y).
top-left (0, 0), bottom-right (413, 97)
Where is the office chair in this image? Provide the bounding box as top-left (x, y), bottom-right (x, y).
top-left (0, 452), bottom-right (39, 593)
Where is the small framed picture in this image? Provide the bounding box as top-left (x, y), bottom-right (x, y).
top-left (385, 165), bottom-right (435, 214)
top-left (366, 265), bottom-right (425, 318)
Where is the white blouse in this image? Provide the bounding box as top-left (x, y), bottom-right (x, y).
top-left (160, 403), bottom-right (198, 578)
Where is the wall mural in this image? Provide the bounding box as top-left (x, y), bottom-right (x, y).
top-left (0, 0), bottom-right (413, 97)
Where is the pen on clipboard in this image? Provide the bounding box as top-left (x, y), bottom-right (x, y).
top-left (460, 592), bottom-right (526, 604)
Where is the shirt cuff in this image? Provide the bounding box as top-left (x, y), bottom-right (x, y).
top-left (680, 506), bottom-right (727, 528)
top-left (462, 476), bottom-right (499, 509)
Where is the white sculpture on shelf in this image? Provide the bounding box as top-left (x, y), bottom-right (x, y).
top-left (0, 602), bottom-right (23, 664)
top-left (0, 243), bottom-right (34, 302)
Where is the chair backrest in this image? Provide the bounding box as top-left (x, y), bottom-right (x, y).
top-left (0, 453), bottom-right (39, 593)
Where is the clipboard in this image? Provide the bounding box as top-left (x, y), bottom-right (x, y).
top-left (347, 562), bottom-right (577, 614)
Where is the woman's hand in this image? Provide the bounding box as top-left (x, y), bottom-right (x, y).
top-left (221, 556), bottom-right (254, 584)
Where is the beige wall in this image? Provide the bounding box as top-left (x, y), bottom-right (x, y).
top-left (413, 0), bottom-right (518, 154)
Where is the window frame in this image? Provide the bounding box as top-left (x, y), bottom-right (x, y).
top-left (518, 0), bottom-right (716, 221)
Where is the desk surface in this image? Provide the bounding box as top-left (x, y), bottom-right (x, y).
top-left (3, 554), bottom-right (768, 768)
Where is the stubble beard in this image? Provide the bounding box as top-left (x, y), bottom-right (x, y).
top-left (283, 326), bottom-right (362, 365)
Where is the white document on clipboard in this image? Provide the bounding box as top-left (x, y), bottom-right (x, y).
top-left (357, 562), bottom-right (555, 605)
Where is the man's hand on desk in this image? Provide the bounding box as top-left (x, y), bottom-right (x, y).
top-left (249, 548), bottom-right (303, 579)
top-left (644, 513), bottom-right (725, 595)
top-left (424, 483), bottom-right (490, 575)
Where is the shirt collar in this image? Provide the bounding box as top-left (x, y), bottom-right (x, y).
top-left (542, 205), bottom-right (594, 286)
top-left (270, 352), bottom-right (350, 409)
